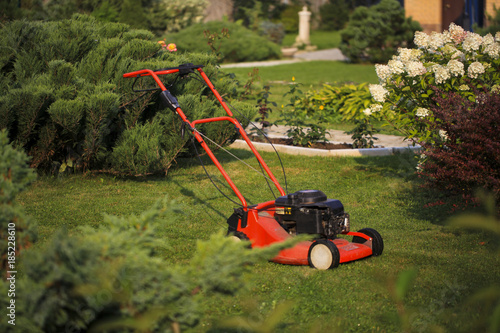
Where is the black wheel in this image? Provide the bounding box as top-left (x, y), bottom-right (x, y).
top-left (307, 239), bottom-right (340, 270)
top-left (352, 228), bottom-right (384, 256)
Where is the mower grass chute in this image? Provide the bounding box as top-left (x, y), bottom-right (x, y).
top-left (123, 63), bottom-right (384, 270)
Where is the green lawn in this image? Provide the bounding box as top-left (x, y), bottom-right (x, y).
top-left (282, 30), bottom-right (342, 50)
top-left (18, 151), bottom-right (500, 332)
top-left (224, 61), bottom-right (378, 87)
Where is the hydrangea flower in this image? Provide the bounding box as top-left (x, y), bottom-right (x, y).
top-left (482, 33), bottom-right (495, 46)
top-left (462, 32), bottom-right (483, 52)
top-left (363, 108), bottom-right (372, 116)
top-left (467, 61), bottom-right (485, 79)
top-left (406, 61), bottom-right (427, 77)
top-left (397, 48), bottom-right (422, 62)
top-left (429, 32), bottom-right (445, 50)
top-left (451, 50), bottom-right (465, 60)
top-left (363, 104), bottom-right (382, 116)
top-left (433, 65), bottom-right (450, 84)
top-left (447, 59), bottom-right (465, 77)
top-left (449, 23), bottom-right (466, 44)
top-left (388, 59), bottom-right (405, 75)
top-left (369, 84), bottom-right (388, 103)
top-left (414, 31), bottom-right (429, 48)
top-left (484, 42), bottom-right (500, 59)
top-left (375, 64), bottom-right (392, 82)
top-left (442, 44), bottom-right (458, 55)
top-left (415, 107), bottom-right (430, 117)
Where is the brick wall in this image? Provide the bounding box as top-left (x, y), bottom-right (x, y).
top-left (405, 0), bottom-right (500, 34)
top-left (405, 0), bottom-right (442, 34)
top-left (485, 0), bottom-right (500, 24)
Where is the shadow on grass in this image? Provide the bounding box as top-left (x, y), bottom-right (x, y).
top-left (351, 152), bottom-right (488, 226)
top-left (352, 151), bottom-right (420, 180)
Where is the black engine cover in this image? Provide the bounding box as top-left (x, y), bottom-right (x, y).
top-left (274, 190), bottom-right (346, 236)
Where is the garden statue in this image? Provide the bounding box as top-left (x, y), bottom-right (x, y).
top-left (296, 6), bottom-right (311, 46)
top-left (294, 6), bottom-right (317, 51)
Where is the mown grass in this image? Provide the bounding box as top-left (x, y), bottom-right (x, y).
top-left (18, 150), bottom-right (500, 332)
top-left (282, 30), bottom-right (342, 50)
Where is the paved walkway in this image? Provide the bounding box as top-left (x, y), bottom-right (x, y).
top-left (221, 48), bottom-right (347, 68)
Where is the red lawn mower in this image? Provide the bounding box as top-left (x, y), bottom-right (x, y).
top-left (123, 63), bottom-right (383, 270)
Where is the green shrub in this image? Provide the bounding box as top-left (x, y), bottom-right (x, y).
top-left (259, 20), bottom-right (286, 44)
top-left (232, 0), bottom-right (284, 27)
top-left (319, 0), bottom-right (350, 31)
top-left (0, 130), bottom-right (37, 272)
top-left (0, 15), bottom-right (254, 175)
top-left (307, 82), bottom-right (374, 121)
top-left (165, 21), bottom-right (282, 63)
top-left (339, 0), bottom-right (421, 63)
top-left (278, 4), bottom-right (302, 33)
top-left (276, 81), bottom-right (328, 146)
top-left (1, 0), bottom-right (208, 35)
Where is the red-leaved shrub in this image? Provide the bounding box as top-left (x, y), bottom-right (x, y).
top-left (417, 89), bottom-right (500, 197)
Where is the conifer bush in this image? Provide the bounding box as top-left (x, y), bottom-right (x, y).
top-left (339, 0), bottom-right (421, 63)
top-left (0, 15), bottom-right (253, 175)
top-left (165, 21), bottom-right (282, 63)
top-left (0, 130), bottom-right (37, 272)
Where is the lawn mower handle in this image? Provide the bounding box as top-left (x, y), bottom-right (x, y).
top-left (122, 64), bottom-right (286, 208)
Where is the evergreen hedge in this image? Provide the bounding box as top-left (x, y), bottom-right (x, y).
top-left (165, 21), bottom-right (282, 63)
top-left (339, 0), bottom-right (421, 63)
top-left (0, 14), bottom-right (254, 175)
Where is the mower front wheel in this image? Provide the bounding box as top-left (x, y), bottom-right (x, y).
top-left (352, 228), bottom-right (384, 256)
top-left (308, 239), bottom-right (340, 270)
top-left (227, 231), bottom-right (251, 247)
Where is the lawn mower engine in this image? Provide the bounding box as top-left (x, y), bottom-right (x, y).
top-left (274, 190), bottom-right (350, 238)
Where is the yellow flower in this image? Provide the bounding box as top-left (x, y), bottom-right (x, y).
top-left (292, 76), bottom-right (295, 82)
top-left (281, 104), bottom-right (284, 108)
top-left (319, 105), bottom-right (324, 110)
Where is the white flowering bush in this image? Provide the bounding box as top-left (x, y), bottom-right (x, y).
top-left (366, 23), bottom-right (500, 144)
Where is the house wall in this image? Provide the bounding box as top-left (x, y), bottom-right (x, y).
top-left (404, 0), bottom-right (442, 34)
top-left (485, 0), bottom-right (500, 23)
top-left (405, 0), bottom-right (500, 34)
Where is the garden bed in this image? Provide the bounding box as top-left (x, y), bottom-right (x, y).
top-left (249, 135), bottom-right (355, 150)
top-left (230, 135), bottom-right (420, 157)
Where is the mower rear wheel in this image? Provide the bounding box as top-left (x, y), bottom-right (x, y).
top-left (352, 228), bottom-right (384, 256)
top-left (308, 239), bottom-right (340, 270)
